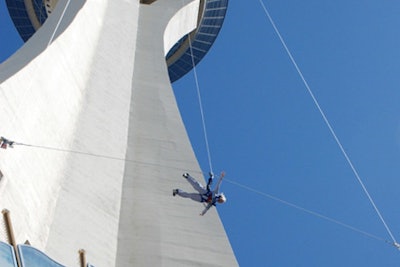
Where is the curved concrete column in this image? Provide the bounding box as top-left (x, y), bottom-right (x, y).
top-left (0, 0), bottom-right (237, 266)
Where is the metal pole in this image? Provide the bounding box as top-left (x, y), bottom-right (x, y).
top-left (79, 249), bottom-right (86, 267)
top-left (2, 209), bottom-right (22, 267)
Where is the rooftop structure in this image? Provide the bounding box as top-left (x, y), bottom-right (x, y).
top-left (6, 0), bottom-right (228, 83)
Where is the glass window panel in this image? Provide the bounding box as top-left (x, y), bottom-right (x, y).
top-left (0, 241), bottom-right (17, 267)
top-left (18, 245), bottom-right (65, 267)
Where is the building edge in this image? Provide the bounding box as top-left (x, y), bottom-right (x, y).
top-left (0, 0), bottom-right (238, 266)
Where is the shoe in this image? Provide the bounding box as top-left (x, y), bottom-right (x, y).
top-left (173, 189), bottom-right (179, 196)
top-left (183, 173), bottom-right (189, 178)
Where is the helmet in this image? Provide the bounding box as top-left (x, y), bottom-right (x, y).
top-left (217, 193), bottom-right (226, 204)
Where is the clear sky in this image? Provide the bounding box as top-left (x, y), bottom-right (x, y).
top-left (2, 1), bottom-right (400, 266)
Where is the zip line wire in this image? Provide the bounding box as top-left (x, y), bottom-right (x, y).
top-left (224, 178), bottom-right (392, 246)
top-left (1, 0), bottom-right (397, 251)
top-left (180, 0), bottom-right (398, 249)
top-left (3, 139), bottom-right (399, 249)
top-left (12, 142), bottom-right (204, 174)
top-left (257, 0), bottom-right (397, 244)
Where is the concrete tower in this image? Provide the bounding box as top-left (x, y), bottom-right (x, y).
top-left (0, 0), bottom-right (237, 266)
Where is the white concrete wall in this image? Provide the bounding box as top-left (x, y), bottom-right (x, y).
top-left (0, 0), bottom-right (138, 265)
top-left (0, 0), bottom-right (238, 266)
top-left (163, 0), bottom-right (199, 55)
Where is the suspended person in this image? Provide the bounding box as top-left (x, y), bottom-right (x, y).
top-left (173, 171), bottom-right (226, 216)
top-left (0, 137), bottom-right (15, 149)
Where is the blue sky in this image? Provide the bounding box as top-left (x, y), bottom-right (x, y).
top-left (2, 1), bottom-right (400, 266)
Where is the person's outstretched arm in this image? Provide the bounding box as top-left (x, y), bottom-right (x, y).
top-left (213, 171), bottom-right (225, 193)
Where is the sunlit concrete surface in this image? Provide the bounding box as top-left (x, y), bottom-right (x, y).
top-left (0, 0), bottom-right (237, 266)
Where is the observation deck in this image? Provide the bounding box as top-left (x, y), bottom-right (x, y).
top-left (5, 0), bottom-right (228, 83)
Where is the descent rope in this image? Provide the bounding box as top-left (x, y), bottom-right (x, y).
top-left (187, 32), bottom-right (214, 174)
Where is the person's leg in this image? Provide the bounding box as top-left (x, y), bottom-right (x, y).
top-left (183, 173), bottom-right (207, 194)
top-left (174, 189), bottom-right (203, 202)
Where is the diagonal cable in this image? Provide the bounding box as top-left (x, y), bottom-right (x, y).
top-left (257, 0), bottom-right (397, 244)
top-left (47, 0), bottom-right (72, 47)
top-left (225, 178), bottom-right (388, 244)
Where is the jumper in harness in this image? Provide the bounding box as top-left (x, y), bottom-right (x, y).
top-left (173, 172), bottom-right (226, 216)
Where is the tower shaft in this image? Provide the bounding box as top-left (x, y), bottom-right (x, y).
top-left (0, 0), bottom-right (237, 266)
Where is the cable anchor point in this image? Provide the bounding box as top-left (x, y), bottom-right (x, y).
top-left (392, 242), bottom-right (400, 250)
